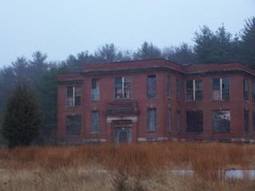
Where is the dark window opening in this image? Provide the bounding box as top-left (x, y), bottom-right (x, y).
top-left (147, 75), bottom-right (156, 98)
top-left (244, 110), bottom-right (249, 133)
top-left (186, 80), bottom-right (203, 101)
top-left (186, 80), bottom-right (193, 101)
top-left (91, 79), bottom-right (100, 101)
top-left (212, 78), bottom-right (229, 101)
top-left (66, 86), bottom-right (81, 107)
top-left (114, 77), bottom-right (131, 99)
top-left (147, 108), bottom-right (156, 131)
top-left (222, 79), bottom-right (229, 100)
top-left (213, 110), bottom-right (230, 132)
top-left (195, 80), bottom-right (203, 100)
top-left (91, 111), bottom-right (100, 133)
top-left (186, 111), bottom-right (203, 133)
top-left (66, 115), bottom-right (81, 136)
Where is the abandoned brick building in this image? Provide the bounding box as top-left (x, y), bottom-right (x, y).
top-left (57, 59), bottom-right (255, 144)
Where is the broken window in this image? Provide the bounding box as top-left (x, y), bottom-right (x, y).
top-left (91, 111), bottom-right (100, 133)
top-left (212, 110), bottom-right (230, 132)
top-left (244, 109), bottom-right (249, 133)
top-left (186, 111), bottom-right (203, 133)
top-left (114, 77), bottom-right (131, 99)
top-left (147, 75), bottom-right (156, 98)
top-left (91, 79), bottom-right (100, 101)
top-left (147, 108), bottom-right (156, 131)
top-left (66, 86), bottom-right (81, 107)
top-left (66, 115), bottom-right (81, 136)
top-left (186, 80), bottom-right (203, 101)
top-left (243, 79), bottom-right (249, 100)
top-left (186, 80), bottom-right (193, 101)
top-left (212, 78), bottom-right (229, 101)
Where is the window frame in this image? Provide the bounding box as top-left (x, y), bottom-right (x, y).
top-left (91, 79), bottom-right (100, 101)
top-left (185, 79), bottom-right (203, 101)
top-left (66, 86), bottom-right (82, 107)
top-left (186, 110), bottom-right (203, 133)
top-left (114, 76), bottom-right (131, 99)
top-left (65, 114), bottom-right (82, 136)
top-left (244, 109), bottom-right (249, 133)
top-left (147, 75), bottom-right (157, 98)
top-left (91, 111), bottom-right (100, 133)
top-left (147, 108), bottom-right (157, 132)
top-left (212, 110), bottom-right (231, 133)
top-left (212, 78), bottom-right (230, 101)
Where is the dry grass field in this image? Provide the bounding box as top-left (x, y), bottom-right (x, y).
top-left (0, 142), bottom-right (255, 191)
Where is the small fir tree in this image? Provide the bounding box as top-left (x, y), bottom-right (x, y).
top-left (2, 83), bottom-right (41, 148)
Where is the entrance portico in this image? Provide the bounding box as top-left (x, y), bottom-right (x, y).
top-left (106, 100), bottom-right (139, 144)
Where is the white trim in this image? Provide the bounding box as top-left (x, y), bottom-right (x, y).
top-left (106, 116), bottom-right (138, 123)
top-left (220, 78), bottom-right (223, 100)
top-left (193, 80), bottom-right (196, 101)
top-left (137, 137), bottom-right (168, 142)
top-left (72, 86), bottom-right (75, 106)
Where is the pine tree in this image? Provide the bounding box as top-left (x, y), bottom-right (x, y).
top-left (2, 83), bottom-right (41, 148)
top-left (134, 42), bottom-right (162, 59)
top-left (194, 25), bottom-right (234, 64)
top-left (240, 17), bottom-right (255, 66)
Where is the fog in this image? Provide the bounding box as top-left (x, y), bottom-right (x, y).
top-left (0, 0), bottom-right (254, 66)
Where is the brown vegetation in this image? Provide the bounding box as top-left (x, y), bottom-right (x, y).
top-left (0, 142), bottom-right (255, 191)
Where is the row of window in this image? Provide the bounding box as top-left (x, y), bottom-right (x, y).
top-left (65, 108), bottom-right (157, 136)
top-left (66, 109), bottom-right (255, 136)
top-left (66, 111), bottom-right (100, 136)
top-left (65, 75), bottom-right (157, 107)
top-left (185, 110), bottom-right (231, 133)
top-left (185, 109), bottom-right (255, 133)
top-left (65, 77), bottom-right (255, 107)
top-left (185, 78), bottom-right (230, 101)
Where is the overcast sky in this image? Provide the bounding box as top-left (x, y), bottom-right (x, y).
top-left (0, 0), bottom-right (254, 67)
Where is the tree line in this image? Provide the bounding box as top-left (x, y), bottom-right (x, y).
top-left (0, 17), bottom-right (254, 145)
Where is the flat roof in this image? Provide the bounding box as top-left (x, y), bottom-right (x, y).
top-left (58, 59), bottom-right (255, 80)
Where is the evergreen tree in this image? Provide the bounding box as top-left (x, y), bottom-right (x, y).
top-left (95, 43), bottom-right (124, 62)
top-left (2, 83), bottom-right (41, 148)
top-left (194, 25), bottom-right (234, 64)
top-left (163, 43), bottom-right (196, 65)
top-left (240, 17), bottom-right (255, 66)
top-left (134, 42), bottom-right (162, 59)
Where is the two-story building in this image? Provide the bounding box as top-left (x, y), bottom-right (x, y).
top-left (57, 59), bottom-right (255, 144)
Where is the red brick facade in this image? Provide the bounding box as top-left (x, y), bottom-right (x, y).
top-left (57, 59), bottom-right (255, 144)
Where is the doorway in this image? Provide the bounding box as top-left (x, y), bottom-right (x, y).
top-left (114, 127), bottom-right (131, 144)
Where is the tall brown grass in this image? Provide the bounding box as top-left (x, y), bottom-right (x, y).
top-left (0, 142), bottom-right (255, 191)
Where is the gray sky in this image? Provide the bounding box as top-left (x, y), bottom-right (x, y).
top-left (0, 0), bottom-right (254, 67)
